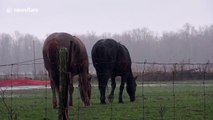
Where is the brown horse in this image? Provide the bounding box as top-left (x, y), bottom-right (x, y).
top-left (43, 32), bottom-right (91, 108)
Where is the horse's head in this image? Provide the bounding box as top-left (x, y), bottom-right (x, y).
top-left (126, 76), bottom-right (137, 102)
top-left (79, 74), bottom-right (92, 106)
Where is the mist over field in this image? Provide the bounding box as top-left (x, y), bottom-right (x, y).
top-left (0, 24), bottom-right (213, 73)
top-left (1, 0), bottom-right (213, 73)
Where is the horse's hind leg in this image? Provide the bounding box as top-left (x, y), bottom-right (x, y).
top-left (108, 76), bottom-right (116, 103)
top-left (49, 70), bottom-right (59, 109)
top-left (47, 71), bottom-right (57, 109)
top-left (69, 73), bottom-right (74, 106)
top-left (97, 72), bottom-right (109, 104)
top-left (50, 81), bottom-right (58, 109)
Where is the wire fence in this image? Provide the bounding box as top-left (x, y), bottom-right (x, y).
top-left (0, 58), bottom-right (213, 120)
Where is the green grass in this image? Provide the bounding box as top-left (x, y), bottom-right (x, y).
top-left (0, 82), bottom-right (213, 120)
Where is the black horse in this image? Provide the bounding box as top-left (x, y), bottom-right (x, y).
top-left (91, 39), bottom-right (137, 104)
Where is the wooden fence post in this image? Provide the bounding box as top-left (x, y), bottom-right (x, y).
top-left (59, 48), bottom-right (69, 120)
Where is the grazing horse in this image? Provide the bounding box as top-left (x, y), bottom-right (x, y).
top-left (43, 32), bottom-right (91, 108)
top-left (91, 39), bottom-right (137, 104)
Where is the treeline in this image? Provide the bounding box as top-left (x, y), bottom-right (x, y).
top-left (0, 23), bottom-right (213, 74)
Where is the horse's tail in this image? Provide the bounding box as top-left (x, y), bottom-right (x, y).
top-left (68, 40), bottom-right (75, 71)
top-left (48, 41), bottom-right (59, 69)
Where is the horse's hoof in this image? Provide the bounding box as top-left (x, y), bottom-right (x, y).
top-left (100, 101), bottom-right (106, 104)
top-left (119, 101), bottom-right (124, 103)
top-left (69, 103), bottom-right (73, 107)
top-left (53, 106), bottom-right (58, 109)
top-left (53, 101), bottom-right (58, 109)
top-left (84, 101), bottom-right (90, 106)
top-left (53, 105), bottom-right (58, 109)
top-left (108, 95), bottom-right (114, 103)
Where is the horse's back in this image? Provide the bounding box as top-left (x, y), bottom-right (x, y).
top-left (43, 33), bottom-right (74, 52)
top-left (43, 32), bottom-right (88, 73)
top-left (92, 39), bottom-right (119, 72)
top-left (92, 39), bottom-right (132, 75)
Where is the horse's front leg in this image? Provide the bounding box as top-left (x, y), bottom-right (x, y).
top-left (119, 76), bottom-right (126, 103)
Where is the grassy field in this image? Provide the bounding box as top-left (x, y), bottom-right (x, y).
top-left (0, 81), bottom-right (213, 120)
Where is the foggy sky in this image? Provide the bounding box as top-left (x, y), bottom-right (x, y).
top-left (0, 0), bottom-right (213, 39)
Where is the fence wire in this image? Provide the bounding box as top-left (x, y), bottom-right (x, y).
top-left (0, 58), bottom-right (213, 120)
